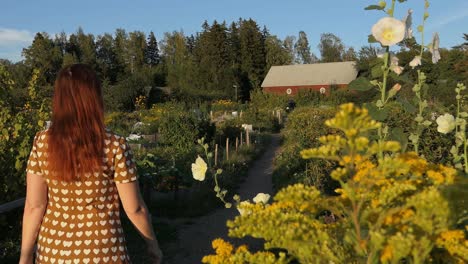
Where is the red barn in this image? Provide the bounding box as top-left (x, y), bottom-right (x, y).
top-left (261, 61), bottom-right (358, 95)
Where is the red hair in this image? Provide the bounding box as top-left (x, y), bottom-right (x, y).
top-left (47, 64), bottom-right (105, 182)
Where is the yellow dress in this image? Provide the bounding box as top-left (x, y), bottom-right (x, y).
top-left (26, 130), bottom-right (138, 264)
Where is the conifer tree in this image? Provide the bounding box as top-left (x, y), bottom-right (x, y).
top-left (146, 31), bottom-right (160, 67)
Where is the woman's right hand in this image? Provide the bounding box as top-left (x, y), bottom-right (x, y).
top-left (147, 240), bottom-right (163, 264)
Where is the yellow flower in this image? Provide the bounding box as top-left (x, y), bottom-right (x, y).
top-left (212, 238), bottom-right (234, 256)
top-left (372, 17), bottom-right (406, 46)
top-left (381, 245), bottom-right (393, 262)
top-left (192, 156), bottom-right (208, 181)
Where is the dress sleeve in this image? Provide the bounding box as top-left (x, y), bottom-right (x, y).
top-left (26, 133), bottom-right (43, 175)
top-left (113, 137), bottom-right (138, 184)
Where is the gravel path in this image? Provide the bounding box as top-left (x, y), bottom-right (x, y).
top-left (166, 134), bottom-right (281, 264)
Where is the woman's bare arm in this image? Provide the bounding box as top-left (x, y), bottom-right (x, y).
top-left (116, 181), bottom-right (162, 262)
top-left (19, 172), bottom-right (48, 264)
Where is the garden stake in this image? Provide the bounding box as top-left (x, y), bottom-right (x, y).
top-left (215, 144), bottom-right (218, 166)
top-left (226, 138), bottom-right (229, 161)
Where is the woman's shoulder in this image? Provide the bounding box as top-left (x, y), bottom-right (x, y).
top-left (34, 128), bottom-right (49, 142)
top-left (104, 129), bottom-right (127, 144)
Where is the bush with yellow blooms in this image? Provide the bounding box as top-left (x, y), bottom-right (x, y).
top-left (203, 104), bottom-right (468, 264)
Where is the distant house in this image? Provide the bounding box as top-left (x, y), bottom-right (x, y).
top-left (261, 61), bottom-right (358, 95)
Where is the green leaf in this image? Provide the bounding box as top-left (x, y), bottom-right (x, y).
top-left (365, 4), bottom-right (385, 10)
top-left (397, 98), bottom-right (417, 113)
top-left (393, 73), bottom-right (412, 84)
top-left (459, 112), bottom-right (468, 118)
top-left (371, 65), bottom-right (384, 79)
top-left (389, 127), bottom-right (408, 152)
top-left (422, 120), bottom-right (432, 127)
top-left (365, 103), bottom-right (388, 121)
top-left (368, 34), bottom-right (378, 43)
top-left (348, 77), bottom-right (374, 91)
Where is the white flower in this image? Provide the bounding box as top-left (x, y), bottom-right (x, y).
top-left (409, 56), bottom-right (422, 69)
top-left (253, 193), bottom-right (270, 204)
top-left (319, 87), bottom-right (326, 94)
top-left (390, 54), bottom-right (399, 67)
top-left (191, 156), bottom-right (207, 181)
top-left (391, 66), bottom-right (404, 75)
top-left (237, 201), bottom-right (251, 216)
top-left (436, 114), bottom-right (456, 134)
top-left (372, 17), bottom-right (406, 46)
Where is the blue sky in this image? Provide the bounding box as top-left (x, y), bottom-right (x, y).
top-left (1, 0), bottom-right (468, 62)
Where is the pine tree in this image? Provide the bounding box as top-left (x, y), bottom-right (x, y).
top-left (239, 19), bottom-right (266, 98)
top-left (146, 31), bottom-right (160, 67)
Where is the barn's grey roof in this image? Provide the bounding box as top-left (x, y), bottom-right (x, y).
top-left (261, 61), bottom-right (358, 87)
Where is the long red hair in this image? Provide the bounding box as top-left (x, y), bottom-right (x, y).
top-left (47, 64), bottom-right (105, 182)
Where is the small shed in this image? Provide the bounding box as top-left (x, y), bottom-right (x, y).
top-left (261, 61), bottom-right (358, 95)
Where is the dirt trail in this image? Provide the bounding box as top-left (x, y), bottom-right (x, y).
top-left (166, 134), bottom-right (281, 264)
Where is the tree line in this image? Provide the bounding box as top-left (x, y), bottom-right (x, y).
top-left (1, 18), bottom-right (467, 111)
top-left (1, 19), bottom-right (360, 110)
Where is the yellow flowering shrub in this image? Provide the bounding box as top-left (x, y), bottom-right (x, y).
top-left (203, 103), bottom-right (468, 264)
top-left (202, 238), bottom-right (287, 264)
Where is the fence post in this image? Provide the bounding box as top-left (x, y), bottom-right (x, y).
top-left (240, 132), bottom-right (243, 146)
top-left (235, 137), bottom-right (239, 152)
top-left (226, 138), bottom-right (229, 161)
top-left (246, 129), bottom-right (250, 147)
top-left (215, 144), bottom-right (218, 166)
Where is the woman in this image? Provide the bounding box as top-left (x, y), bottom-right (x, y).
top-left (19, 64), bottom-right (162, 264)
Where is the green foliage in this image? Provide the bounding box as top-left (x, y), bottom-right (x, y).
top-left (273, 106), bottom-right (338, 193)
top-left (209, 104), bottom-right (468, 264)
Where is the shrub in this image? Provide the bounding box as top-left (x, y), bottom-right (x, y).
top-left (204, 104), bottom-right (468, 264)
top-left (273, 106), bottom-right (338, 193)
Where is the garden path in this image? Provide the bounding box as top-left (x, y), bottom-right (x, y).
top-left (165, 134), bottom-right (281, 264)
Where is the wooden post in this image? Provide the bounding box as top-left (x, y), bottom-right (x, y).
top-left (240, 132), bottom-right (243, 146)
top-left (226, 138), bottom-right (229, 161)
top-left (215, 144), bottom-right (218, 166)
top-left (246, 129), bottom-right (250, 147)
top-left (235, 137), bottom-right (239, 152)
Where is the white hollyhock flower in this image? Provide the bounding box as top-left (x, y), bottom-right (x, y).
top-left (253, 193), bottom-right (270, 204)
top-left (436, 114), bottom-right (455, 134)
top-left (191, 156), bottom-right (208, 181)
top-left (372, 17), bottom-right (406, 46)
top-left (392, 66), bottom-right (404, 75)
top-left (409, 56), bottom-right (422, 69)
